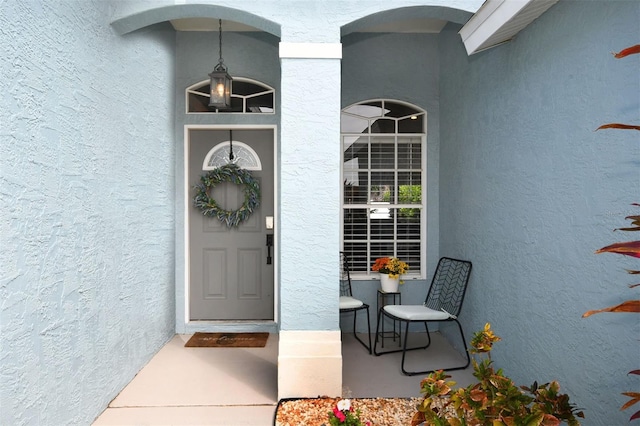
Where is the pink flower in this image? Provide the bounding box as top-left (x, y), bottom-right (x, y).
top-left (333, 406), bottom-right (346, 422)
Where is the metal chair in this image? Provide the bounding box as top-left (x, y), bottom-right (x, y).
top-left (373, 257), bottom-right (472, 375)
top-left (340, 252), bottom-right (372, 354)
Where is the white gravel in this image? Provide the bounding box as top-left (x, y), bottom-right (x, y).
top-left (275, 397), bottom-right (423, 426)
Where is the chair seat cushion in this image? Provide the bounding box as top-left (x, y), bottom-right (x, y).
top-left (340, 296), bottom-right (364, 309)
top-left (384, 305), bottom-right (452, 321)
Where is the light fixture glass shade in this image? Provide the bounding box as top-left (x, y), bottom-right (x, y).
top-left (208, 66), bottom-right (232, 109)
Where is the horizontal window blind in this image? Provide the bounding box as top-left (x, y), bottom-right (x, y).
top-left (341, 100), bottom-right (426, 278)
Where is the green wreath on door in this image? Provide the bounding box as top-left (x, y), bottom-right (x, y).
top-left (193, 163), bottom-right (260, 228)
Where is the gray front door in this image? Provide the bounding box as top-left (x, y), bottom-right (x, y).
top-left (189, 128), bottom-right (274, 320)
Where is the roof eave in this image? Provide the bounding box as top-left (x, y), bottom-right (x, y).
top-left (459, 0), bottom-right (559, 56)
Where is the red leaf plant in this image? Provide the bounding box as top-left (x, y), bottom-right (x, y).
top-left (584, 44), bottom-right (640, 422)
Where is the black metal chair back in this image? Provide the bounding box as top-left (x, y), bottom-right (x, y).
top-left (424, 257), bottom-right (472, 317)
top-left (340, 252), bottom-right (354, 297)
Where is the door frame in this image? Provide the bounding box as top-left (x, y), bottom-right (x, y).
top-left (181, 124), bottom-right (279, 332)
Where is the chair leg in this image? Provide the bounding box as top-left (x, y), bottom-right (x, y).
top-left (352, 308), bottom-right (372, 354)
top-left (399, 320), bottom-right (412, 374)
top-left (424, 321), bottom-right (432, 347)
top-left (373, 307), bottom-right (382, 355)
top-left (365, 306), bottom-right (372, 354)
top-left (455, 319), bottom-right (471, 370)
top-left (373, 306), bottom-right (389, 356)
top-left (400, 319), bottom-right (470, 376)
top-left (374, 310), bottom-right (430, 356)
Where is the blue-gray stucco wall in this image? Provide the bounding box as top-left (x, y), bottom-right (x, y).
top-left (439, 1), bottom-right (639, 424)
top-left (341, 32), bottom-right (443, 333)
top-left (2, 0), bottom-right (638, 423)
top-left (0, 2), bottom-right (177, 425)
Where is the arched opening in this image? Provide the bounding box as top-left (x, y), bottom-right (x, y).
top-left (111, 5), bottom-right (281, 37)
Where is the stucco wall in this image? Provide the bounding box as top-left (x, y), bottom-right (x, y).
top-left (341, 32), bottom-right (444, 332)
top-left (110, 0), bottom-right (483, 41)
top-left (0, 1), bottom-right (176, 424)
top-left (108, 1), bottom-right (482, 338)
top-left (7, 0), bottom-right (636, 422)
top-left (439, 1), bottom-right (639, 424)
top-left (279, 56), bottom-right (343, 330)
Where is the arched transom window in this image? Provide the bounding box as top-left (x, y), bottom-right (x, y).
top-left (203, 141), bottom-right (262, 171)
top-left (186, 77), bottom-right (275, 114)
top-left (341, 100), bottom-right (426, 278)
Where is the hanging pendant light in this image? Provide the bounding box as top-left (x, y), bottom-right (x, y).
top-left (209, 19), bottom-right (232, 109)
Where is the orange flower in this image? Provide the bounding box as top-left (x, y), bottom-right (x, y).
top-left (371, 257), bottom-right (391, 272)
top-left (371, 257), bottom-right (409, 278)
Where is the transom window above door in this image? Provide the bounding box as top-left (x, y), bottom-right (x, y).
top-left (186, 77), bottom-right (275, 114)
top-left (203, 141), bottom-right (262, 171)
top-left (341, 100), bottom-right (426, 279)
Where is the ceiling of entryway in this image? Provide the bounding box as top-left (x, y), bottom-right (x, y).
top-left (170, 17), bottom-right (447, 33)
top-left (169, 0), bottom-right (559, 54)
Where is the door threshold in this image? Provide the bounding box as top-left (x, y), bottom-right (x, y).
top-left (184, 320), bottom-right (278, 334)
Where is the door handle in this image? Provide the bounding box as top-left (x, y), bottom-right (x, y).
top-left (266, 234), bottom-right (273, 265)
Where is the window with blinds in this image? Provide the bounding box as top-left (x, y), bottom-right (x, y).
top-left (341, 100), bottom-right (426, 278)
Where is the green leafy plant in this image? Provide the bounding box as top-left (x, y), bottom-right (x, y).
top-left (399, 184), bottom-right (421, 217)
top-left (327, 399), bottom-right (371, 426)
top-left (581, 44), bottom-right (640, 422)
top-left (411, 323), bottom-right (584, 426)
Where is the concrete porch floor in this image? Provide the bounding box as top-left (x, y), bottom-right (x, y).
top-left (93, 332), bottom-right (475, 425)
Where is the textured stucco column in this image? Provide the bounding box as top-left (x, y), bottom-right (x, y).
top-left (278, 42), bottom-right (342, 399)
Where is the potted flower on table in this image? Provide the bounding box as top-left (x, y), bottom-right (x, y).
top-left (371, 257), bottom-right (409, 292)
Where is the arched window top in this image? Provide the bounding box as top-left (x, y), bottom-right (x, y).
top-left (341, 99), bottom-right (425, 134)
top-left (203, 141), bottom-right (262, 171)
top-left (187, 77), bottom-right (275, 114)
top-left (340, 99), bottom-right (426, 277)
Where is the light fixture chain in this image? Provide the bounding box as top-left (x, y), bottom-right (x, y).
top-left (218, 19), bottom-right (223, 64)
top-left (208, 18), bottom-right (231, 109)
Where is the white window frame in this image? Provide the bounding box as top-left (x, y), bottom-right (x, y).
top-left (341, 99), bottom-right (427, 280)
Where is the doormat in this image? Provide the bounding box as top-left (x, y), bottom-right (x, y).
top-left (184, 332), bottom-right (269, 348)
